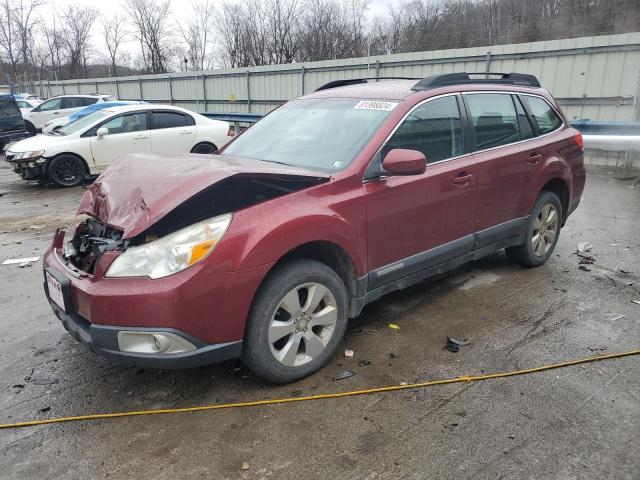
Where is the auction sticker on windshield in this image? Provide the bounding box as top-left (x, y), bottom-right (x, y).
top-left (46, 271), bottom-right (66, 311)
top-left (354, 100), bottom-right (398, 111)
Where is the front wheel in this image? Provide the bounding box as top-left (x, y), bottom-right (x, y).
top-left (47, 154), bottom-right (86, 187)
top-left (506, 191), bottom-right (562, 267)
top-left (242, 259), bottom-right (348, 383)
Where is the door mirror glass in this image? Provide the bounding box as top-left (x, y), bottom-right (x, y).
top-left (96, 127), bottom-right (108, 138)
top-left (382, 149), bottom-right (426, 176)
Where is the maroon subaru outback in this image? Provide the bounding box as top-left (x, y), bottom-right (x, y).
top-left (43, 73), bottom-right (585, 383)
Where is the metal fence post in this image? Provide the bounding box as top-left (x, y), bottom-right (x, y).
top-left (138, 78), bottom-right (143, 101)
top-left (375, 60), bottom-right (380, 80)
top-left (485, 51), bottom-right (492, 76)
top-left (115, 78), bottom-right (120, 99)
top-left (300, 66), bottom-right (305, 95)
top-left (47, 79), bottom-right (51, 98)
top-left (169, 76), bottom-right (174, 106)
top-left (77, 81), bottom-right (80, 93)
top-left (95, 80), bottom-right (99, 93)
top-left (62, 82), bottom-right (66, 94)
top-left (246, 71), bottom-right (251, 112)
top-left (202, 73), bottom-right (207, 110)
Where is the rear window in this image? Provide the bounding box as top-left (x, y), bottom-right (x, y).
top-left (521, 96), bottom-right (562, 134)
top-left (0, 98), bottom-right (20, 116)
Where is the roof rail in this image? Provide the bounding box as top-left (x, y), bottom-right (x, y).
top-left (314, 77), bottom-right (420, 92)
top-left (412, 72), bottom-right (541, 91)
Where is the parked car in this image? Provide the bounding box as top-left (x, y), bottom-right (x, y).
top-left (42, 101), bottom-right (145, 135)
top-left (0, 94), bottom-right (29, 151)
top-left (6, 104), bottom-right (231, 186)
top-left (14, 96), bottom-right (43, 116)
top-left (43, 72), bottom-right (585, 383)
top-left (22, 94), bottom-right (115, 135)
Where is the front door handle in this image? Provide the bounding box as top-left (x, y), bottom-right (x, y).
top-left (527, 152), bottom-right (543, 164)
top-left (179, 130), bottom-right (191, 135)
top-left (453, 172), bottom-right (474, 186)
top-left (134, 134), bottom-right (148, 140)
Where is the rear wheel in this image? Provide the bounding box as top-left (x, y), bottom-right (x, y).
top-left (242, 259), bottom-right (348, 383)
top-left (506, 191), bottom-right (562, 267)
top-left (191, 142), bottom-right (217, 154)
top-left (47, 154), bottom-right (86, 188)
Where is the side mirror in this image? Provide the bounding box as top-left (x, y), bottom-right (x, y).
top-left (96, 127), bottom-right (108, 138)
top-left (382, 149), bottom-right (427, 176)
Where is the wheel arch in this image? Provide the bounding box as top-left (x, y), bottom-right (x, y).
top-left (45, 152), bottom-right (90, 182)
top-left (190, 141), bottom-right (218, 153)
top-left (540, 177), bottom-right (569, 225)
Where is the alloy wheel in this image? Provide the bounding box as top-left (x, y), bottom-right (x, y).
top-left (51, 157), bottom-right (83, 186)
top-left (268, 282), bottom-right (338, 367)
top-left (531, 203), bottom-right (558, 257)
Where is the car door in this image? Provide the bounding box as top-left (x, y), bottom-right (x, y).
top-left (463, 92), bottom-right (538, 240)
top-left (28, 97), bottom-right (63, 129)
top-left (364, 94), bottom-right (477, 289)
top-left (89, 111), bottom-right (151, 171)
top-left (149, 110), bottom-right (196, 153)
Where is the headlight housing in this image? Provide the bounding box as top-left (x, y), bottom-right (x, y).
top-left (13, 150), bottom-right (45, 160)
top-left (105, 213), bottom-right (233, 279)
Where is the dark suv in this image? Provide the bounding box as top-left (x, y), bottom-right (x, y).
top-left (0, 94), bottom-right (28, 151)
top-left (43, 72), bottom-right (585, 383)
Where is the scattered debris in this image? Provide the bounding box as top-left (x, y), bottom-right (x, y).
top-left (610, 315), bottom-right (625, 321)
top-left (447, 336), bottom-right (471, 353)
top-left (289, 389), bottom-right (304, 397)
top-left (578, 265), bottom-right (591, 272)
top-left (32, 376), bottom-right (59, 385)
top-left (344, 349), bottom-right (354, 357)
top-left (241, 461), bottom-right (250, 471)
top-left (507, 435), bottom-right (515, 440)
top-left (577, 253), bottom-right (595, 264)
top-left (39, 406), bottom-right (50, 413)
top-left (389, 352), bottom-right (400, 359)
top-left (358, 360), bottom-right (370, 367)
top-left (2, 256), bottom-right (40, 266)
top-left (577, 242), bottom-right (592, 253)
top-left (400, 382), bottom-right (408, 386)
top-left (355, 328), bottom-right (377, 335)
top-left (333, 370), bottom-right (356, 380)
top-left (632, 300), bottom-right (640, 306)
top-left (388, 323), bottom-right (400, 330)
top-left (12, 384), bottom-right (25, 389)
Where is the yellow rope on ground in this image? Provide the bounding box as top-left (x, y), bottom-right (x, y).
top-left (2, 349), bottom-right (638, 430)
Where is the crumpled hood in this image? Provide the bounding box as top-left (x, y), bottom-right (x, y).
top-left (77, 153), bottom-right (330, 239)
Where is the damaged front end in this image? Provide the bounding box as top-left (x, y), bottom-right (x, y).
top-left (64, 154), bottom-right (330, 277)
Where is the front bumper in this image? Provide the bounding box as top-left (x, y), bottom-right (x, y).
top-left (42, 229), bottom-right (270, 369)
top-left (4, 153), bottom-right (47, 181)
top-left (45, 294), bottom-right (242, 369)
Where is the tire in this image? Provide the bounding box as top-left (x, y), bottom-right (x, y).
top-left (506, 191), bottom-right (562, 267)
top-left (191, 142), bottom-right (217, 154)
top-left (47, 154), bottom-right (86, 188)
top-left (24, 121), bottom-right (36, 137)
top-left (242, 259), bottom-right (348, 383)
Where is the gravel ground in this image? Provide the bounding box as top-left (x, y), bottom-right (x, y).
top-left (1, 159), bottom-right (639, 480)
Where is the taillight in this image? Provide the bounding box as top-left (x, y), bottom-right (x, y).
top-left (573, 131), bottom-right (584, 150)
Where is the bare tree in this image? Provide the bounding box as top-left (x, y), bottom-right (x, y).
top-left (42, 13), bottom-right (63, 78)
top-left (103, 14), bottom-right (129, 76)
top-left (178, 0), bottom-right (215, 71)
top-left (13, 0), bottom-right (43, 67)
top-left (60, 5), bottom-right (97, 78)
top-left (125, 0), bottom-right (171, 73)
top-left (0, 0), bottom-right (18, 75)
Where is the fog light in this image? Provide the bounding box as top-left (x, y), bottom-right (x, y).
top-left (117, 331), bottom-right (197, 354)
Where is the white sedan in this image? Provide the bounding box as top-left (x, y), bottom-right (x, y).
top-left (5, 104), bottom-right (232, 187)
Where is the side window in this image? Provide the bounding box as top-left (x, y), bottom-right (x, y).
top-left (152, 111), bottom-right (187, 129)
top-left (0, 98), bottom-right (20, 115)
top-left (62, 97), bottom-right (87, 109)
top-left (514, 96), bottom-right (534, 140)
top-left (521, 96), bottom-right (562, 134)
top-left (186, 114), bottom-right (195, 126)
top-left (382, 96), bottom-right (463, 163)
top-left (17, 100), bottom-right (30, 109)
top-left (465, 93), bottom-right (520, 150)
top-left (101, 113), bottom-right (147, 135)
top-left (81, 97), bottom-right (99, 106)
top-left (37, 98), bottom-right (63, 111)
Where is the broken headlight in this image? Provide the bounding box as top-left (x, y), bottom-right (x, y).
top-left (105, 213), bottom-right (232, 279)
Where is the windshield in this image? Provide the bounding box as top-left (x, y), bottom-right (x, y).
top-left (56, 110), bottom-right (113, 136)
top-left (223, 98), bottom-right (396, 171)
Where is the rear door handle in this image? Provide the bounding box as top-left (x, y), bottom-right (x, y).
top-left (527, 152), bottom-right (543, 164)
top-left (179, 130), bottom-right (192, 135)
top-left (134, 134), bottom-right (148, 140)
top-left (453, 172), bottom-right (474, 185)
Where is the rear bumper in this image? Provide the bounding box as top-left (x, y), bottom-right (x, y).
top-left (46, 295), bottom-right (242, 368)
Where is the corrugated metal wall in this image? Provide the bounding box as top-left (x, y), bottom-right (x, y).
top-left (25, 32), bottom-right (640, 122)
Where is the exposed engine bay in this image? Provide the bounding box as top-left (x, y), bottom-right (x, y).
top-left (64, 173), bottom-right (327, 274)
